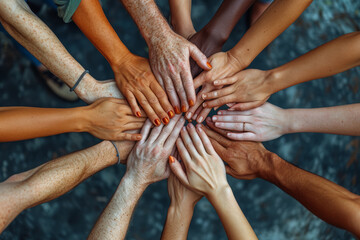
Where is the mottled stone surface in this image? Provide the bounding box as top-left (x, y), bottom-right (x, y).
top-left (0, 0), bottom-right (360, 239)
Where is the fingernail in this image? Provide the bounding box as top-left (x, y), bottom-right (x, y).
top-left (212, 116), bottom-right (217, 121)
top-left (188, 99), bottom-right (194, 107)
top-left (214, 80), bottom-right (219, 85)
top-left (154, 119), bottom-right (161, 126)
top-left (218, 111), bottom-right (223, 115)
top-left (136, 135), bottom-right (142, 140)
top-left (215, 122), bottom-right (220, 127)
top-left (203, 103), bottom-right (207, 108)
top-left (168, 110), bottom-right (175, 119)
top-left (198, 116), bottom-right (204, 123)
top-left (197, 125), bottom-right (203, 131)
top-left (174, 106), bottom-right (181, 114)
top-left (186, 112), bottom-right (192, 119)
top-left (182, 126), bottom-right (186, 131)
top-left (188, 119), bottom-right (192, 123)
top-left (162, 117), bottom-right (169, 125)
top-left (169, 156), bottom-right (175, 164)
top-left (136, 111), bottom-right (141, 117)
top-left (202, 94), bottom-right (206, 100)
top-left (187, 123), bottom-right (194, 129)
top-left (206, 117), bottom-right (211, 122)
top-left (207, 62), bottom-right (212, 69)
top-left (192, 113), bottom-right (198, 120)
top-left (181, 105), bottom-right (187, 112)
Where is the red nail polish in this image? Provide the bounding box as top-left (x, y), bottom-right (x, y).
top-left (168, 110), bottom-right (175, 119)
top-left (136, 111), bottom-right (141, 117)
top-left (174, 106), bottom-right (181, 114)
top-left (188, 99), bottom-right (194, 107)
top-left (181, 105), bottom-right (187, 113)
top-left (207, 62), bottom-right (212, 69)
top-left (163, 117), bottom-right (169, 124)
top-left (169, 156), bottom-right (175, 164)
top-left (154, 119), bottom-right (161, 126)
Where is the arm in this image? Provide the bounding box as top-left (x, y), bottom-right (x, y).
top-left (89, 116), bottom-right (185, 239)
top-left (202, 32), bottom-right (360, 110)
top-left (169, 0), bottom-right (195, 39)
top-left (0, 140), bottom-right (135, 233)
top-left (0, 98), bottom-right (145, 142)
top-left (71, 0), bottom-right (174, 125)
top-left (170, 124), bottom-right (257, 240)
top-left (120, 0), bottom-right (211, 113)
top-left (202, 126), bottom-right (360, 237)
top-left (189, 0), bottom-right (312, 122)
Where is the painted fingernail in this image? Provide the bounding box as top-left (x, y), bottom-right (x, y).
top-left (186, 112), bottom-right (192, 119)
top-left (181, 105), bottom-right (187, 112)
top-left (207, 62), bottom-right (212, 69)
top-left (136, 111), bottom-right (141, 117)
top-left (168, 110), bottom-right (175, 119)
top-left (174, 106), bottom-right (181, 114)
top-left (188, 119), bottom-right (192, 123)
top-left (212, 116), bottom-right (217, 121)
top-left (169, 156), bottom-right (175, 164)
top-left (198, 116), bottom-right (204, 123)
top-left (202, 94), bottom-right (206, 100)
top-left (154, 119), bottom-right (161, 126)
top-left (214, 80), bottom-right (219, 85)
top-left (188, 99), bottom-right (194, 107)
top-left (163, 117), bottom-right (169, 125)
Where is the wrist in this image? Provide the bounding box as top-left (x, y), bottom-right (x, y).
top-left (124, 170), bottom-right (150, 190)
top-left (206, 183), bottom-right (232, 203)
top-left (73, 106), bottom-right (92, 133)
top-left (226, 50), bottom-right (249, 72)
top-left (110, 51), bottom-right (135, 73)
top-left (168, 202), bottom-right (194, 219)
top-left (258, 152), bottom-right (284, 182)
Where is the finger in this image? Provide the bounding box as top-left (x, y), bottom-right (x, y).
top-left (196, 124), bottom-right (216, 155)
top-left (154, 71), bottom-right (165, 88)
top-left (164, 117), bottom-right (186, 149)
top-left (196, 107), bottom-right (211, 123)
top-left (201, 87), bottom-right (233, 101)
top-left (229, 101), bottom-right (266, 111)
top-left (163, 74), bottom-right (181, 114)
top-left (123, 122), bottom-right (145, 130)
top-left (203, 118), bottom-right (231, 147)
top-left (193, 71), bottom-right (207, 89)
top-left (225, 165), bottom-right (237, 177)
top-left (180, 68), bottom-right (196, 107)
top-left (156, 115), bottom-right (182, 144)
top-left (203, 95), bottom-right (234, 109)
top-left (124, 91), bottom-right (142, 117)
top-left (186, 86), bottom-right (207, 120)
top-left (139, 119), bottom-right (153, 144)
top-left (172, 73), bottom-right (188, 112)
top-left (186, 124), bottom-right (207, 155)
top-left (213, 76), bottom-right (237, 87)
top-left (212, 115), bottom-right (252, 123)
top-left (116, 132), bottom-right (142, 141)
top-left (135, 91), bottom-right (161, 126)
top-left (180, 126), bottom-right (201, 160)
top-left (208, 137), bottom-right (226, 155)
top-left (125, 115), bottom-right (147, 123)
top-left (227, 132), bottom-right (258, 141)
top-left (227, 103), bottom-right (236, 108)
top-left (147, 122), bottom-right (165, 143)
top-left (205, 117), bottom-right (230, 137)
top-left (217, 110), bottom-right (253, 116)
top-left (191, 104), bottom-right (203, 121)
top-left (213, 122), bottom-right (245, 132)
top-left (150, 81), bottom-right (175, 119)
top-left (142, 86), bottom-right (170, 125)
top-left (189, 44), bottom-right (211, 71)
top-left (176, 138), bottom-right (193, 169)
top-left (169, 156), bottom-right (190, 186)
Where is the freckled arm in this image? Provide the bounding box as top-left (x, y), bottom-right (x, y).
top-left (0, 140), bottom-right (134, 233)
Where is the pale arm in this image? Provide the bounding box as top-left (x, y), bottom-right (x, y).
top-left (0, 140), bottom-right (135, 233)
top-left (168, 0), bottom-right (195, 39)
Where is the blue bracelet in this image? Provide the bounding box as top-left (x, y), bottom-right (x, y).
top-left (111, 141), bottom-right (121, 165)
top-left (70, 70), bottom-right (89, 92)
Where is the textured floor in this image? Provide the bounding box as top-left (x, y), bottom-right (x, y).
top-left (0, 0), bottom-right (360, 239)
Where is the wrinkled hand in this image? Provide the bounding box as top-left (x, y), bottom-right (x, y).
top-left (186, 51), bottom-right (245, 123)
top-left (114, 54), bottom-right (174, 126)
top-left (169, 123), bottom-right (228, 198)
top-left (210, 103), bottom-right (289, 141)
top-left (202, 69), bottom-right (271, 110)
top-left (202, 122), bottom-right (273, 180)
top-left (85, 98), bottom-right (146, 141)
top-left (148, 32), bottom-right (211, 113)
top-left (126, 115), bottom-right (185, 186)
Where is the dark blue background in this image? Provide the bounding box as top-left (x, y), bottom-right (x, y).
top-left (0, 0), bottom-right (359, 239)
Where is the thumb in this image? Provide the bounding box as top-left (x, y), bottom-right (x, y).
top-left (189, 45), bottom-right (212, 71)
top-left (169, 156), bottom-right (190, 186)
top-left (225, 165), bottom-right (237, 177)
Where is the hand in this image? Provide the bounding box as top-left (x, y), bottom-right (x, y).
top-left (186, 51), bottom-right (246, 123)
top-left (148, 31), bottom-right (211, 113)
top-left (168, 172), bottom-right (202, 209)
top-left (84, 98), bottom-right (146, 141)
top-left (169, 123), bottom-right (228, 198)
top-left (210, 103), bottom-right (289, 141)
top-left (80, 79), bottom-right (124, 103)
top-left (201, 123), bottom-right (273, 180)
top-left (202, 69), bottom-right (272, 110)
top-left (126, 115), bottom-right (185, 186)
top-left (114, 54), bottom-right (175, 126)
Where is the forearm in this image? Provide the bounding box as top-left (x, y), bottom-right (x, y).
top-left (203, 0), bottom-right (255, 44)
top-left (208, 186), bottom-right (257, 240)
top-left (284, 103), bottom-right (360, 136)
top-left (267, 32), bottom-right (360, 93)
top-left (88, 174), bottom-right (146, 240)
top-left (72, 0), bottom-right (132, 69)
top-left (229, 0), bottom-right (312, 67)
top-left (161, 203), bottom-right (194, 240)
top-left (0, 107), bottom-right (89, 142)
top-left (262, 154), bottom-right (360, 237)
top-left (169, 0), bottom-right (194, 38)
top-left (121, 0), bottom-right (172, 44)
top-left (0, 0), bottom-right (96, 98)
top-left (0, 140), bottom-right (124, 232)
